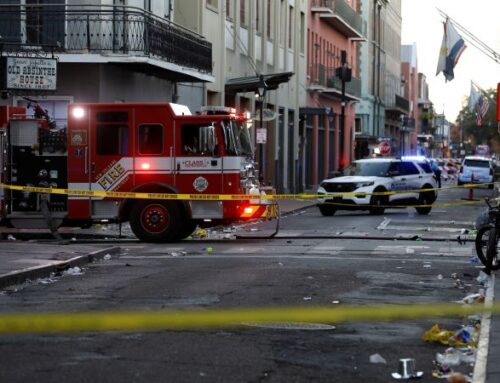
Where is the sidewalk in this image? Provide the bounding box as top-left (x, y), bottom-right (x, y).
top-left (486, 274), bottom-right (499, 382)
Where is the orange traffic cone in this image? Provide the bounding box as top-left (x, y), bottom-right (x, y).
top-left (464, 172), bottom-right (477, 201)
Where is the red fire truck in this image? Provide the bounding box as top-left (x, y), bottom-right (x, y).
top-left (0, 102), bottom-right (271, 242)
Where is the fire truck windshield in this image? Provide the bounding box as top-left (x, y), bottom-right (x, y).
top-left (221, 120), bottom-right (253, 156)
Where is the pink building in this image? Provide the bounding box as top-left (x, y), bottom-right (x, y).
top-left (302, 0), bottom-right (363, 188)
top-left (401, 43), bottom-right (419, 155)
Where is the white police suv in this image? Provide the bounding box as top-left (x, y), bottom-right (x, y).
top-left (317, 158), bottom-right (438, 216)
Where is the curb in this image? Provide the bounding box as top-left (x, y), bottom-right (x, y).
top-left (0, 246), bottom-right (121, 290)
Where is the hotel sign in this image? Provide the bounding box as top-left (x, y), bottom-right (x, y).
top-left (3, 57), bottom-right (57, 91)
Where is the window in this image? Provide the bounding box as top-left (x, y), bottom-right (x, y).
top-left (401, 161), bottom-right (419, 175)
top-left (288, 5), bottom-right (293, 49)
top-left (240, 0), bottom-right (248, 26)
top-left (139, 124), bottom-right (163, 154)
top-left (181, 124), bottom-right (217, 155)
top-left (256, 0), bottom-right (261, 33)
top-left (226, 0), bottom-right (232, 19)
top-left (266, 0), bottom-right (272, 39)
top-left (97, 125), bottom-right (129, 155)
top-left (144, 0), bottom-right (151, 11)
top-left (300, 12), bottom-right (305, 53)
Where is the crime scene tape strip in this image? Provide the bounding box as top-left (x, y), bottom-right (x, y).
top-left (0, 182), bottom-right (497, 202)
top-left (0, 303), bottom-right (497, 334)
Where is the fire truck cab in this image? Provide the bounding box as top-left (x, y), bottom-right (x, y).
top-left (0, 102), bottom-right (268, 242)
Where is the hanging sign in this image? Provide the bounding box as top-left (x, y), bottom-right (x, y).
top-left (3, 57), bottom-right (57, 91)
top-left (256, 128), bottom-right (267, 144)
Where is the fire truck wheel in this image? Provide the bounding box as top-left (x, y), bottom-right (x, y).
top-left (130, 200), bottom-right (181, 242)
top-left (176, 220), bottom-right (197, 240)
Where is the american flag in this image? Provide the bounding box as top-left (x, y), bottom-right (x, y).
top-left (476, 95), bottom-right (490, 126)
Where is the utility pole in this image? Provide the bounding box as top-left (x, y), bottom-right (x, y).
top-left (336, 50), bottom-right (351, 168)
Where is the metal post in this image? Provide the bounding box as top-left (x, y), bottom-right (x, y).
top-left (255, 75), bottom-right (267, 181)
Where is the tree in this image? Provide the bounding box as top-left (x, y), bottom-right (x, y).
top-left (457, 87), bottom-right (498, 152)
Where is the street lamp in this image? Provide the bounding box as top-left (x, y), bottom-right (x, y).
top-left (255, 74), bottom-right (267, 180)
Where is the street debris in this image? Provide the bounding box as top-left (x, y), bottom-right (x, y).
top-left (391, 358), bottom-right (423, 380)
top-left (457, 292), bottom-right (485, 304)
top-left (170, 251), bottom-right (187, 257)
top-left (422, 324), bottom-right (478, 347)
top-left (303, 296), bottom-right (312, 301)
top-left (6, 234), bottom-right (16, 241)
top-left (437, 274), bottom-right (444, 280)
top-left (62, 266), bottom-right (84, 276)
top-left (436, 347), bottom-right (476, 366)
top-left (369, 353), bottom-right (386, 364)
top-left (103, 254), bottom-right (112, 261)
top-left (206, 247), bottom-right (214, 254)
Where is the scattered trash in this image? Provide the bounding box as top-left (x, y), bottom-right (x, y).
top-left (206, 247), bottom-right (214, 254)
top-left (468, 257), bottom-right (479, 263)
top-left (423, 264), bottom-right (432, 268)
top-left (332, 300), bottom-right (340, 304)
top-left (436, 348), bottom-right (461, 366)
top-left (446, 372), bottom-right (470, 383)
top-left (278, 262), bottom-right (284, 267)
top-left (62, 266), bottom-right (84, 276)
top-left (6, 234), bottom-right (16, 241)
top-left (422, 324), bottom-right (477, 347)
top-left (467, 315), bottom-right (481, 327)
top-left (437, 274), bottom-right (444, 280)
top-left (406, 247), bottom-right (415, 254)
top-left (457, 293), bottom-right (484, 304)
top-left (391, 358), bottom-right (423, 380)
top-left (303, 297), bottom-right (312, 301)
top-left (369, 353), bottom-right (387, 364)
top-left (476, 271), bottom-right (489, 285)
top-left (171, 251), bottom-right (187, 257)
top-left (193, 228), bottom-right (208, 238)
top-left (103, 254), bottom-right (112, 261)
top-left (432, 360), bottom-right (453, 379)
top-left (71, 237), bottom-right (77, 241)
top-left (250, 228), bottom-right (259, 232)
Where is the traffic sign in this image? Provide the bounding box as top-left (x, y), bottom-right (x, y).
top-left (379, 141), bottom-right (391, 156)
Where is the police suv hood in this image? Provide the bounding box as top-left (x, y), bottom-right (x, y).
top-left (321, 176), bottom-right (382, 184)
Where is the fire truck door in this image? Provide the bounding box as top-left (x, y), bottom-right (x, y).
top-left (88, 109), bottom-right (133, 219)
top-left (67, 108), bottom-right (130, 221)
top-left (176, 121), bottom-right (223, 218)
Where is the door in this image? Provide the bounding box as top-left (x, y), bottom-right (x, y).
top-left (390, 161), bottom-right (420, 202)
top-left (89, 108), bottom-right (132, 218)
top-left (175, 120), bottom-right (223, 218)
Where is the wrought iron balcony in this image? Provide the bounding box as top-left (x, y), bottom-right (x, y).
top-left (386, 94), bottom-right (410, 114)
top-left (0, 4), bottom-right (212, 75)
top-left (308, 64), bottom-right (361, 100)
top-left (310, 0), bottom-right (364, 39)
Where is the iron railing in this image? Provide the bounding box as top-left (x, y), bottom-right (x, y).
top-left (0, 4), bottom-right (212, 74)
top-left (395, 94), bottom-right (410, 113)
top-left (309, 64), bottom-right (361, 98)
top-left (310, 0), bottom-right (363, 37)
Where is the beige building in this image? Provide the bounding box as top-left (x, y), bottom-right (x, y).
top-left (175, 0), bottom-right (308, 193)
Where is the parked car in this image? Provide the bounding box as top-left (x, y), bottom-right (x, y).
top-left (458, 156), bottom-right (494, 189)
top-left (317, 158), bottom-right (438, 216)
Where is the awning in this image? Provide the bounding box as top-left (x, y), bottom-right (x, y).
top-left (225, 72), bottom-right (294, 94)
top-left (299, 107), bottom-right (334, 116)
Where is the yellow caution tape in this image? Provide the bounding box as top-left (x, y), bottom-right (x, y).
top-left (0, 303), bottom-right (495, 334)
top-left (0, 182), bottom-right (495, 202)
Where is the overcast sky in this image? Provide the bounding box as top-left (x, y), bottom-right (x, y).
top-left (401, 0), bottom-right (500, 122)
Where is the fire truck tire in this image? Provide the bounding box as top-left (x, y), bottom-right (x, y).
top-left (129, 200), bottom-right (181, 242)
top-left (176, 220), bottom-right (197, 241)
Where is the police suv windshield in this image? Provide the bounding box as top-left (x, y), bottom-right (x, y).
top-left (347, 161), bottom-right (393, 177)
top-left (221, 120), bottom-right (253, 156)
